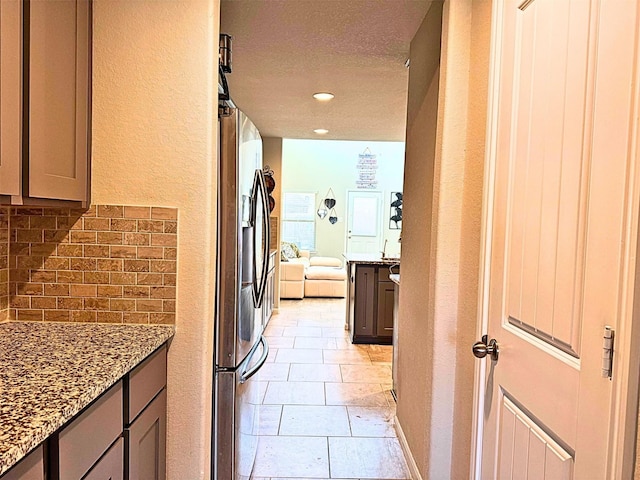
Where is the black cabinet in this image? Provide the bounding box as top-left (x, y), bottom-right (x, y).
top-left (376, 281), bottom-right (395, 337)
top-left (354, 266), bottom-right (376, 338)
top-left (348, 263), bottom-right (398, 344)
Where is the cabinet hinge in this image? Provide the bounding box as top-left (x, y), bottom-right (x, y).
top-left (602, 326), bottom-right (614, 379)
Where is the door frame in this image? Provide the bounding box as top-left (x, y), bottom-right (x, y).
top-left (470, 0), bottom-right (640, 477)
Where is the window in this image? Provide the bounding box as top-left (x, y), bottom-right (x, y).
top-left (281, 192), bottom-right (316, 250)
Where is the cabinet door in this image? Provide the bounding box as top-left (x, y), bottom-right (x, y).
top-left (127, 389), bottom-right (166, 480)
top-left (28, 0), bottom-right (90, 202)
top-left (354, 266), bottom-right (376, 338)
top-left (1, 446), bottom-right (44, 480)
top-left (0, 0), bottom-right (21, 196)
top-left (83, 438), bottom-right (123, 480)
top-left (376, 281), bottom-right (395, 337)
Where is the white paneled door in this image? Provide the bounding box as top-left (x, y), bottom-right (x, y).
top-left (475, 0), bottom-right (640, 478)
top-left (346, 191), bottom-right (383, 254)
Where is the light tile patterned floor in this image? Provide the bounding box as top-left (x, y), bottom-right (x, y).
top-left (252, 298), bottom-right (410, 480)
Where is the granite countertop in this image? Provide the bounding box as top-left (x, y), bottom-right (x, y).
top-left (342, 252), bottom-right (401, 265)
top-left (0, 321), bottom-right (175, 476)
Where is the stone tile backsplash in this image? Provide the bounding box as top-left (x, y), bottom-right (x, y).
top-left (2, 205), bottom-right (177, 324)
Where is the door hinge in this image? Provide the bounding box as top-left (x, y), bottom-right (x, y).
top-left (602, 326), bottom-right (614, 379)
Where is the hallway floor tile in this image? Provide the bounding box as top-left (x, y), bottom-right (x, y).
top-left (251, 298), bottom-right (410, 479)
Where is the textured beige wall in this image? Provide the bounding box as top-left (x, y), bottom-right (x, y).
top-left (281, 139), bottom-right (405, 259)
top-left (396, 0), bottom-right (490, 477)
top-left (451, 0), bottom-right (491, 476)
top-left (263, 137), bottom-right (283, 309)
top-left (396, 1), bottom-right (442, 475)
top-left (92, 1), bottom-right (218, 479)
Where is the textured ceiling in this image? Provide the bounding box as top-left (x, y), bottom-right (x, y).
top-left (220, 0), bottom-right (433, 141)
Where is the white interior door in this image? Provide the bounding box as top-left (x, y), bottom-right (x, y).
top-left (346, 190), bottom-right (383, 254)
top-left (475, 0), bottom-right (640, 478)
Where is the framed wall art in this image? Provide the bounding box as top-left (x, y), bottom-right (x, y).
top-left (389, 191), bottom-right (402, 229)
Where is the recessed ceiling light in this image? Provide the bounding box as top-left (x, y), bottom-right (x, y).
top-left (314, 128), bottom-right (329, 135)
top-left (313, 92), bottom-right (335, 101)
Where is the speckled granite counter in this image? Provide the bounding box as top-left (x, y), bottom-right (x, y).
top-left (0, 321), bottom-right (174, 476)
top-left (342, 252), bottom-right (401, 265)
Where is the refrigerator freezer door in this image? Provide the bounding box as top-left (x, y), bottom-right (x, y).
top-left (217, 109), bottom-right (242, 368)
top-left (217, 108), bottom-right (264, 368)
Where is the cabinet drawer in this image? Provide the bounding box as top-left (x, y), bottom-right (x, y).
top-left (1, 446), bottom-right (44, 480)
top-left (127, 345), bottom-right (167, 424)
top-left (59, 382), bottom-right (123, 480)
top-left (378, 266), bottom-right (394, 282)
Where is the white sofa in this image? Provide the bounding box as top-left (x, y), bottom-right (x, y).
top-left (279, 250), bottom-right (347, 299)
top-left (280, 250), bottom-right (310, 299)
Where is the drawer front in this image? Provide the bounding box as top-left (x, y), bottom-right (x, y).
top-left (59, 382), bottom-right (123, 480)
top-left (1, 446), bottom-right (44, 480)
top-left (378, 265), bottom-right (394, 282)
top-left (128, 345), bottom-right (167, 424)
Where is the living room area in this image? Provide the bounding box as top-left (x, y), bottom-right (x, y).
top-left (266, 138), bottom-right (405, 307)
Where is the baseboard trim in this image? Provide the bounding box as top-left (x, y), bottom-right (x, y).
top-left (395, 415), bottom-right (422, 480)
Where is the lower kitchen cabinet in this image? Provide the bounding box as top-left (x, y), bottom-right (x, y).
top-left (376, 280), bottom-right (395, 337)
top-left (126, 389), bottom-right (167, 480)
top-left (58, 382), bottom-right (123, 480)
top-left (83, 438), bottom-right (124, 480)
top-left (125, 345), bottom-right (167, 480)
top-left (1, 446), bottom-right (44, 480)
top-left (348, 263), bottom-right (397, 344)
top-left (353, 266), bottom-right (376, 339)
top-left (0, 344), bottom-right (169, 480)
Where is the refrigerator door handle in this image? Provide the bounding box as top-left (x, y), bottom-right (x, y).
top-left (240, 336), bottom-right (269, 384)
top-left (252, 169), bottom-right (271, 308)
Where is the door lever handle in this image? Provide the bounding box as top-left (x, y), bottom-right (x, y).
top-left (472, 337), bottom-right (499, 362)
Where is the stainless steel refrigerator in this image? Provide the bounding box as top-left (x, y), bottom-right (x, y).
top-left (213, 107), bottom-right (270, 479)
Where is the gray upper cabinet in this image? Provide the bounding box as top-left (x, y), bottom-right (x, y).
top-left (0, 0), bottom-right (91, 206)
top-left (28, 0), bottom-right (91, 203)
top-left (0, 0), bottom-right (21, 197)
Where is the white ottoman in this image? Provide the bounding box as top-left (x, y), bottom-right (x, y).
top-left (304, 266), bottom-right (347, 298)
